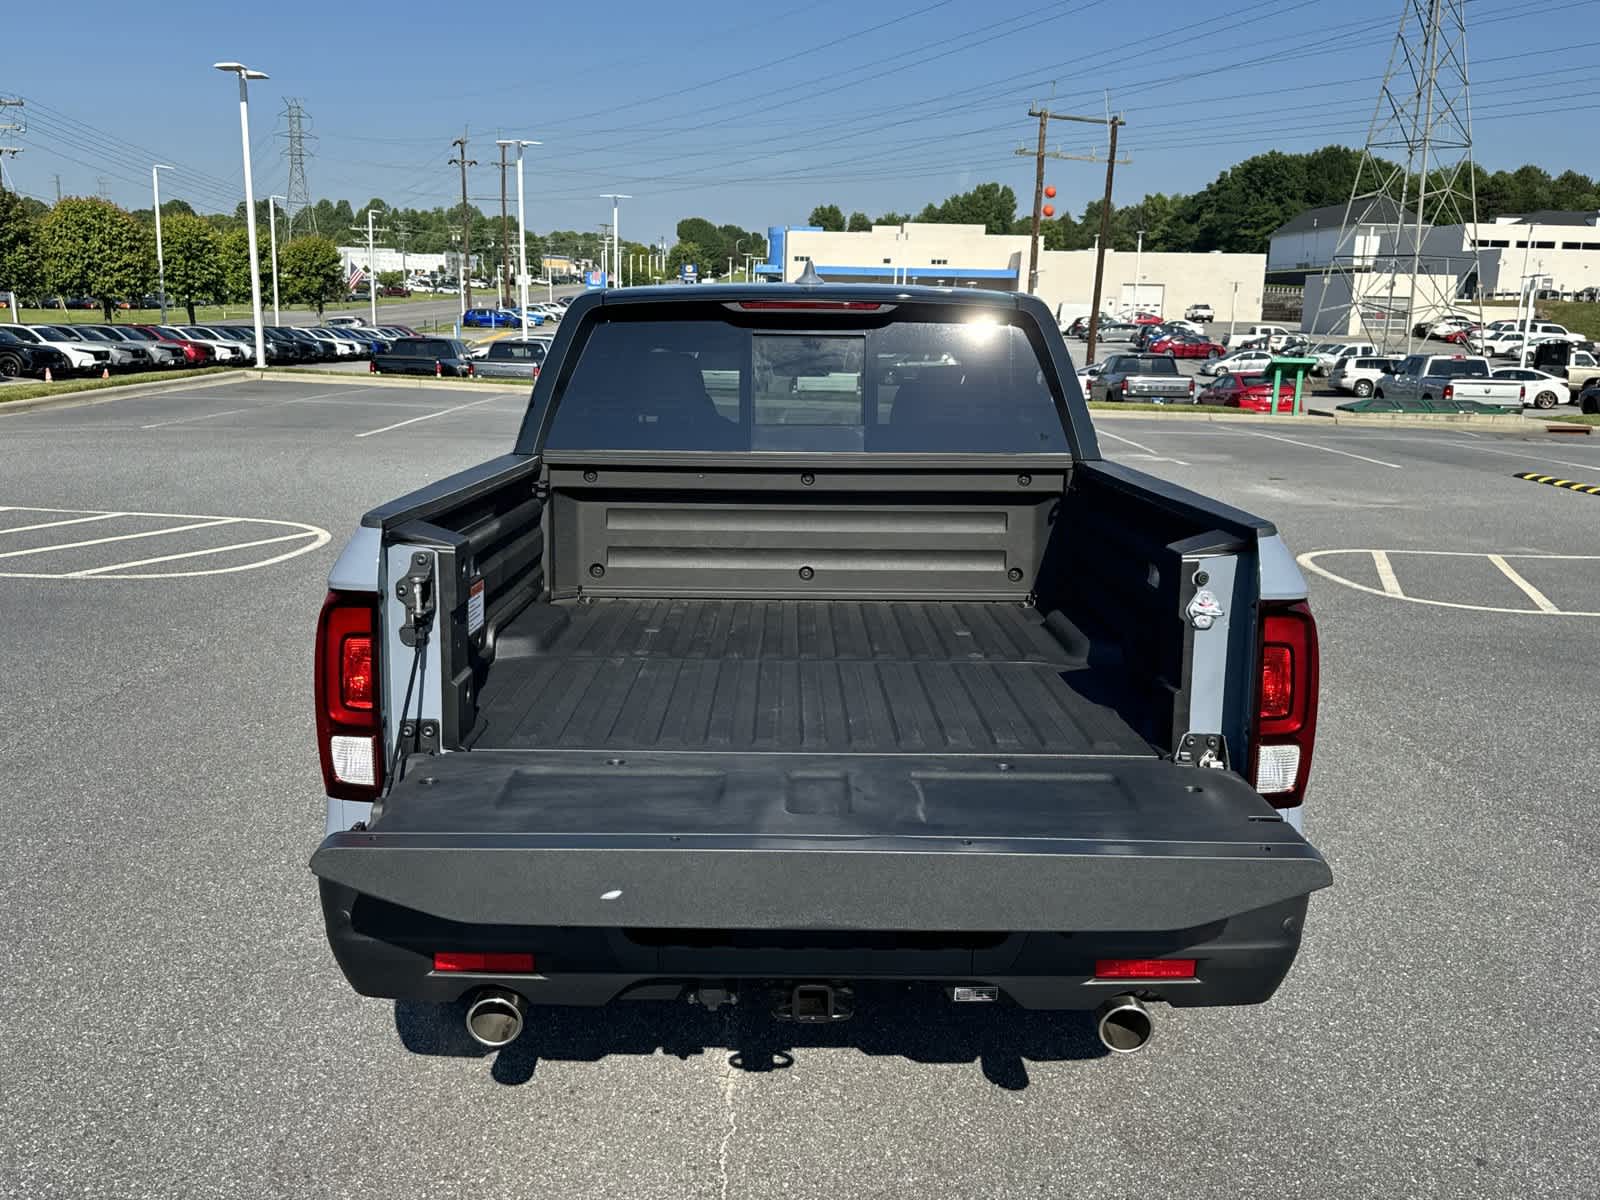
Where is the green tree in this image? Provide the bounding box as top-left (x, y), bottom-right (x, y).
top-left (159, 212), bottom-right (223, 323)
top-left (667, 241), bottom-right (704, 277)
top-left (377, 270), bottom-right (405, 289)
top-left (846, 211), bottom-right (872, 232)
top-left (278, 236), bottom-right (344, 316)
top-left (808, 204), bottom-right (845, 231)
top-left (917, 183), bottom-right (1017, 234)
top-left (38, 197), bottom-right (153, 319)
top-left (875, 211), bottom-right (910, 226)
top-left (217, 228), bottom-right (255, 303)
top-left (0, 190), bottom-right (43, 299)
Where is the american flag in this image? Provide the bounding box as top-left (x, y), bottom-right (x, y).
top-left (347, 266), bottom-right (367, 291)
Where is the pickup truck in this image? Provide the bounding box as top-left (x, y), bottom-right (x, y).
top-left (1223, 325), bottom-right (1293, 351)
top-left (467, 338), bottom-right (548, 380)
top-left (1374, 353), bottom-right (1524, 407)
top-left (370, 336), bottom-right (476, 378)
top-left (1088, 353), bottom-right (1197, 403)
top-left (309, 284), bottom-right (1331, 1057)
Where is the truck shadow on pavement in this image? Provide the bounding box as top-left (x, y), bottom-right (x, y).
top-left (394, 987), bottom-right (1109, 1089)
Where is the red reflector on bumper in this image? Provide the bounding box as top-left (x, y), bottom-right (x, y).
top-left (433, 952), bottom-right (535, 974)
top-left (1094, 958), bottom-right (1196, 979)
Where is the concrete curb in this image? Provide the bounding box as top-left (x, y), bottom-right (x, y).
top-left (1305, 406), bottom-right (1588, 433)
top-left (246, 369), bottom-right (526, 393)
top-left (0, 371), bottom-right (241, 415)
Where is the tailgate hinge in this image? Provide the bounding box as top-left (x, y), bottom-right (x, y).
top-left (396, 551), bottom-right (436, 648)
top-left (1175, 732), bottom-right (1229, 771)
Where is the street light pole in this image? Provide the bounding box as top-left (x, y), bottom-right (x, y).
top-left (1133, 229), bottom-right (1145, 311)
top-left (267, 193), bottom-right (285, 326)
top-left (600, 194), bottom-right (631, 287)
top-left (499, 138), bottom-right (541, 342)
top-left (152, 164), bottom-right (172, 323)
top-left (367, 206), bottom-right (382, 328)
top-left (214, 62), bottom-right (269, 369)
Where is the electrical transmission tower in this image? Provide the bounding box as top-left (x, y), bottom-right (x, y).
top-left (1311, 0), bottom-right (1482, 351)
top-left (280, 98), bottom-right (317, 238)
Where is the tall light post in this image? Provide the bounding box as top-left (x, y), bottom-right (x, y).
top-left (267, 193), bottom-right (285, 326)
top-left (1133, 229), bottom-right (1145, 311)
top-left (213, 62), bottom-right (269, 368)
top-left (600, 194), bottom-right (631, 287)
top-left (498, 138), bottom-right (541, 342)
top-left (152, 164), bottom-right (173, 323)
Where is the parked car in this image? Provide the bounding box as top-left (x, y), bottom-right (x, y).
top-left (299, 327), bottom-right (364, 358)
top-left (120, 324), bottom-right (213, 366)
top-left (0, 329), bottom-right (74, 379)
top-left (1309, 341), bottom-right (1378, 375)
top-left (39, 324), bottom-right (152, 371)
top-left (379, 286), bottom-right (411, 297)
top-left (1328, 355), bottom-right (1401, 398)
top-left (273, 328), bottom-right (333, 361)
top-left (1149, 333), bottom-right (1225, 360)
top-left (1200, 348), bottom-right (1273, 378)
top-left (1223, 324), bottom-right (1293, 351)
top-left (2, 325), bottom-right (111, 374)
top-left (470, 338), bottom-right (548, 379)
top-left (1491, 366), bottom-right (1571, 409)
top-left (1184, 303), bottom-right (1214, 322)
top-left (1199, 372), bottom-right (1298, 412)
top-left (1375, 354), bottom-right (1525, 406)
top-left (89, 325), bottom-right (186, 368)
top-left (174, 325), bottom-right (248, 363)
top-left (208, 326), bottom-right (301, 365)
top-left (1089, 353), bottom-right (1197, 403)
top-left (326, 315), bottom-right (369, 328)
top-left (1127, 311), bottom-right (1164, 325)
top-left (462, 308), bottom-right (522, 328)
top-left (1580, 379), bottom-right (1600, 414)
top-left (370, 336), bottom-right (476, 376)
top-left (141, 325), bottom-right (219, 366)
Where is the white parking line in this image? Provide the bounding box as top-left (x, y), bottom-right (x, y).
top-left (0, 517), bottom-right (238, 559)
top-left (1239, 428), bottom-right (1403, 469)
top-left (1371, 550), bottom-right (1405, 597)
top-left (1487, 554), bottom-right (1560, 613)
top-left (1439, 440), bottom-right (1600, 474)
top-left (354, 394), bottom-right (502, 438)
top-left (0, 511), bottom-right (124, 536)
top-left (70, 530), bottom-right (318, 576)
top-left (1096, 428), bottom-right (1191, 467)
top-left (140, 389), bottom-right (351, 429)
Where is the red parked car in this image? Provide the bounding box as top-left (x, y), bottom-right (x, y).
top-left (1149, 334), bottom-right (1226, 360)
top-left (132, 325), bottom-right (216, 366)
top-left (1130, 311), bottom-right (1164, 325)
top-left (1442, 326), bottom-right (1479, 345)
top-left (1198, 372), bottom-right (1299, 412)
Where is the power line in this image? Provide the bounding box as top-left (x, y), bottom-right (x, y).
top-left (280, 98), bottom-right (317, 237)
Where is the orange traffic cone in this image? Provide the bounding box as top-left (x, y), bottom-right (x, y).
top-left (43, 367), bottom-right (53, 382)
top-left (101, 366), bottom-right (110, 380)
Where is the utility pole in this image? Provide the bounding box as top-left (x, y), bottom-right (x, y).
top-left (1133, 228), bottom-right (1145, 312)
top-left (395, 222), bottom-right (409, 282)
top-left (352, 206), bottom-right (386, 328)
top-left (1014, 106), bottom-right (1129, 357)
top-left (267, 194), bottom-right (284, 326)
top-left (600, 194), bottom-right (631, 287)
top-left (450, 132), bottom-right (477, 310)
top-left (53, 174), bottom-right (62, 203)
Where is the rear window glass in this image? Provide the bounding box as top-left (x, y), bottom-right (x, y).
top-left (1430, 359), bottom-right (1488, 378)
top-left (543, 313), bottom-right (1067, 453)
top-left (1109, 355), bottom-right (1178, 374)
top-left (491, 342), bottom-right (545, 360)
top-left (392, 339), bottom-right (452, 356)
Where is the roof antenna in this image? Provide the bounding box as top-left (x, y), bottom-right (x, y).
top-left (795, 258), bottom-right (824, 286)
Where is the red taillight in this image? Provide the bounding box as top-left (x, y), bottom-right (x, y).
top-left (1188, 377), bottom-right (1196, 397)
top-left (316, 591), bottom-right (383, 801)
top-left (1251, 601), bottom-right (1319, 808)
top-left (1442, 384), bottom-right (1454, 401)
top-left (433, 952), bottom-right (536, 974)
top-left (1095, 958), bottom-right (1197, 979)
top-left (1121, 378), bottom-right (1130, 394)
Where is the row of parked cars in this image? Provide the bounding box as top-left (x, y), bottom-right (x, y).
top-left (0, 320), bottom-right (429, 379)
top-left (460, 298), bottom-right (570, 328)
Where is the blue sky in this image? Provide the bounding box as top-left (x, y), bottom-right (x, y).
top-left (4, 0), bottom-right (1595, 240)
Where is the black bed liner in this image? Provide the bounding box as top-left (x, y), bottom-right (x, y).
top-left (312, 749), bottom-right (1331, 932)
top-left (471, 598), bottom-right (1155, 757)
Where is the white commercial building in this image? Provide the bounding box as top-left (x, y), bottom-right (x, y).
top-left (336, 247), bottom-right (477, 278)
top-left (759, 222), bottom-right (1266, 325)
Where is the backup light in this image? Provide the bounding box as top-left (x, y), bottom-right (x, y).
top-left (330, 736), bottom-right (377, 786)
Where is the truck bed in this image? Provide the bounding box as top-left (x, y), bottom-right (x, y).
top-left (469, 597), bottom-right (1156, 758)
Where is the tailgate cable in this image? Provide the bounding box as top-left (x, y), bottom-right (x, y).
top-left (388, 553), bottom-right (437, 785)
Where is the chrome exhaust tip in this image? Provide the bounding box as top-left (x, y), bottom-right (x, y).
top-left (465, 988), bottom-right (527, 1049)
top-left (1095, 994), bottom-right (1154, 1054)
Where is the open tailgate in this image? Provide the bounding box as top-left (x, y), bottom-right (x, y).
top-left (312, 751), bottom-right (1331, 932)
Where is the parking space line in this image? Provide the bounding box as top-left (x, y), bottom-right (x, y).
top-left (70, 530), bottom-right (318, 576)
top-left (1096, 428), bottom-right (1191, 466)
top-left (0, 517), bottom-right (238, 560)
top-left (0, 512), bottom-right (125, 536)
top-left (1371, 550), bottom-right (1405, 597)
top-left (1239, 428), bottom-right (1402, 469)
top-left (1487, 554), bottom-right (1560, 613)
top-left (354, 394), bottom-right (502, 438)
top-left (139, 389), bottom-right (352, 429)
top-left (1445, 441), bottom-right (1600, 473)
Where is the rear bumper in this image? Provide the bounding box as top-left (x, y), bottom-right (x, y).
top-left (318, 880), bottom-right (1313, 1011)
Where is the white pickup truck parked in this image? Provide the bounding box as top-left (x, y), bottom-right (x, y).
top-left (1374, 354), bottom-right (1526, 407)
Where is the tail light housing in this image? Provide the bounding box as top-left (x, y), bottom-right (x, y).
top-left (1442, 384), bottom-right (1454, 401)
top-left (1251, 600), bottom-right (1318, 807)
top-left (315, 591), bottom-right (383, 802)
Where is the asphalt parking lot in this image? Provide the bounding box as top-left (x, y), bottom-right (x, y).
top-left (3, 377), bottom-right (1598, 1199)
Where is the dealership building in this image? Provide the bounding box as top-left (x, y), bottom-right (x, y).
top-left (756, 222), bottom-right (1267, 324)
